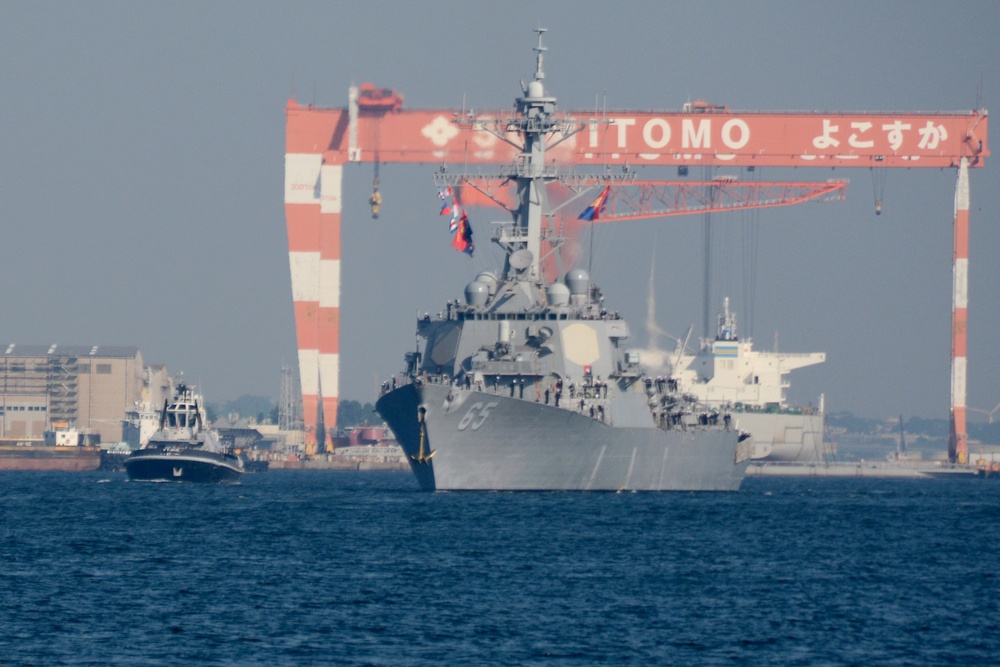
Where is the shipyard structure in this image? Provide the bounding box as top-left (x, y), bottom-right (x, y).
top-left (0, 344), bottom-right (172, 447)
top-left (283, 33), bottom-right (986, 464)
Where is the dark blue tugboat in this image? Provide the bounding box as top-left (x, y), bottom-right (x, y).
top-left (124, 383), bottom-right (243, 483)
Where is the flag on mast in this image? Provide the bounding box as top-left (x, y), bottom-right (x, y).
top-left (451, 211), bottom-right (474, 256)
top-left (578, 185), bottom-right (611, 221)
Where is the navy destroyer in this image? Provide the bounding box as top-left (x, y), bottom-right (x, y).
top-left (375, 31), bottom-right (753, 491)
top-left (124, 383), bottom-right (243, 483)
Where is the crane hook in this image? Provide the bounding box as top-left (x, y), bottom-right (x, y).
top-left (871, 165), bottom-right (887, 217)
top-left (369, 178), bottom-right (382, 219)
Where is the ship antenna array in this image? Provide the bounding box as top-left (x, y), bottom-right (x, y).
top-left (533, 27), bottom-right (547, 81)
top-left (436, 27), bottom-right (629, 285)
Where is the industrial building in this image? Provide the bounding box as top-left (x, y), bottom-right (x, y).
top-left (0, 344), bottom-right (148, 445)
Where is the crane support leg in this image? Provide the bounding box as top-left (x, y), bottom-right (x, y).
top-left (284, 153), bottom-right (343, 448)
top-left (949, 158), bottom-right (970, 464)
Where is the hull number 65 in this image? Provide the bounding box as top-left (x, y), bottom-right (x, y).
top-left (457, 401), bottom-right (499, 431)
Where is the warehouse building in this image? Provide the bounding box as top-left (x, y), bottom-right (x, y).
top-left (0, 344), bottom-right (146, 445)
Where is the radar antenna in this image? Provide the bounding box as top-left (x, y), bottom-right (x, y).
top-left (533, 27), bottom-right (547, 81)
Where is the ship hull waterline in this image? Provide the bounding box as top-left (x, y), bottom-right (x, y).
top-left (124, 450), bottom-right (243, 483)
top-left (377, 383), bottom-right (749, 492)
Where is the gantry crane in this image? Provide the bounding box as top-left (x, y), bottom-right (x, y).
top-left (284, 48), bottom-right (987, 461)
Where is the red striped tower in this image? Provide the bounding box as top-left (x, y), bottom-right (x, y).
top-left (949, 157), bottom-right (970, 464)
top-left (318, 163), bottom-right (343, 445)
top-left (284, 151), bottom-right (321, 448)
top-left (284, 104), bottom-right (345, 449)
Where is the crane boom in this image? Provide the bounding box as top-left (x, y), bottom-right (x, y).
top-left (435, 175), bottom-right (847, 221)
top-left (593, 179), bottom-right (847, 222)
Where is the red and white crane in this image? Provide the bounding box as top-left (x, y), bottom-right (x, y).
top-left (285, 81), bottom-right (988, 461)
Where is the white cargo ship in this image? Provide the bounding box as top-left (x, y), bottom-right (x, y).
top-left (669, 297), bottom-right (827, 462)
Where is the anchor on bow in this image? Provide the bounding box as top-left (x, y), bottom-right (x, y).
top-left (411, 407), bottom-right (436, 464)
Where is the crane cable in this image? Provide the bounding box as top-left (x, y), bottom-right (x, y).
top-left (871, 165), bottom-right (887, 215)
top-left (741, 166), bottom-right (760, 339)
top-left (369, 118), bottom-right (382, 218)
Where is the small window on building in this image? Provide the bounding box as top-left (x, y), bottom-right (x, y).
top-left (96, 364), bottom-right (112, 374)
top-left (78, 363), bottom-right (91, 373)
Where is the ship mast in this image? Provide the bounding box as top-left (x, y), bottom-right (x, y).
top-left (439, 28), bottom-right (592, 285)
top-left (511, 28), bottom-right (554, 280)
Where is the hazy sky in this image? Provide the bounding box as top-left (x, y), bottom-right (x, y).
top-left (1, 1), bottom-right (997, 421)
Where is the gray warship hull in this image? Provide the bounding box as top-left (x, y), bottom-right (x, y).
top-left (378, 383), bottom-right (749, 491)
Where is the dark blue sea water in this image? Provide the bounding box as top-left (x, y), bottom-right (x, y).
top-left (1, 471), bottom-right (999, 666)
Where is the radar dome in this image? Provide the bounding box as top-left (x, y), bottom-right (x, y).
top-left (565, 269), bottom-right (589, 295)
top-left (465, 281), bottom-right (490, 307)
top-left (546, 282), bottom-right (570, 307)
top-left (474, 272), bottom-right (498, 295)
top-left (527, 80), bottom-right (544, 99)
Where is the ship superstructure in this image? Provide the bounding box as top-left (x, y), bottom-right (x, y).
top-left (124, 383), bottom-right (243, 483)
top-left (375, 31), bottom-right (752, 491)
top-left (670, 297), bottom-right (826, 461)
